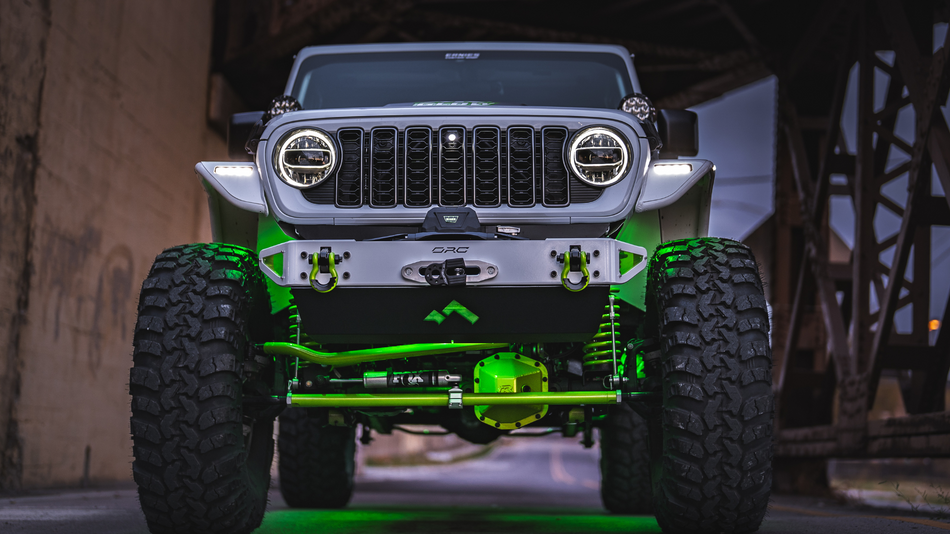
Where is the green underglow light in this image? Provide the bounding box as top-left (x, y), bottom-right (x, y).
top-left (257, 507), bottom-right (661, 534)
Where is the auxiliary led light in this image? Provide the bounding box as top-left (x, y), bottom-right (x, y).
top-left (213, 166), bottom-right (255, 177)
top-left (931, 319), bottom-right (941, 331)
top-left (653, 163), bottom-right (693, 176)
top-left (619, 93), bottom-right (656, 123)
top-left (264, 95), bottom-right (303, 122)
top-left (442, 129), bottom-right (462, 149)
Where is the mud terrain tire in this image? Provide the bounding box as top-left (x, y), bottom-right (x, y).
top-left (278, 408), bottom-right (356, 508)
top-left (600, 403), bottom-right (653, 514)
top-left (129, 243), bottom-right (274, 534)
top-left (646, 238), bottom-right (772, 534)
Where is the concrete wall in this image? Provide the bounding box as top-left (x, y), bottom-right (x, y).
top-left (0, 0), bottom-right (223, 489)
top-left (0, 0), bottom-right (50, 492)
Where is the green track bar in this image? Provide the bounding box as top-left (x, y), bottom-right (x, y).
top-left (285, 391), bottom-right (630, 408)
top-left (263, 342), bottom-right (508, 368)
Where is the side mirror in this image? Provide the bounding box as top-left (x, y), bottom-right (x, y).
top-left (656, 109), bottom-right (698, 158)
top-left (228, 111), bottom-right (265, 161)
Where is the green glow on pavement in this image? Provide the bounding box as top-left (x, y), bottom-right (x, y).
top-left (258, 507), bottom-right (661, 534)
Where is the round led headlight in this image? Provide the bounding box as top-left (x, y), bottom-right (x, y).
top-left (274, 129), bottom-right (337, 189)
top-left (566, 127), bottom-right (630, 187)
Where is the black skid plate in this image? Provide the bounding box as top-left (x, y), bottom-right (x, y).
top-left (291, 287), bottom-right (608, 344)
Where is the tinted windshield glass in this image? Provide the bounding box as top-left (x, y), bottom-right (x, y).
top-left (291, 51), bottom-right (632, 109)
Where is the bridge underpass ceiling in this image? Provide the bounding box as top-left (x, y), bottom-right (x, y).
top-left (211, 0), bottom-right (839, 112)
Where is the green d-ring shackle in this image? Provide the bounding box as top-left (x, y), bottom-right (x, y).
top-left (560, 248), bottom-right (590, 292)
top-left (310, 249), bottom-right (339, 293)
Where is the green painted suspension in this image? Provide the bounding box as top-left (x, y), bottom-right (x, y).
top-left (583, 302), bottom-right (621, 368)
top-left (263, 342), bottom-right (508, 368)
top-left (286, 391), bottom-right (628, 408)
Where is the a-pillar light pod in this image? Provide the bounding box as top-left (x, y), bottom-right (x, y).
top-left (619, 93), bottom-right (656, 123)
top-left (264, 95), bottom-right (303, 122)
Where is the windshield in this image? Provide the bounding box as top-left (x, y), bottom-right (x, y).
top-left (291, 51), bottom-right (633, 110)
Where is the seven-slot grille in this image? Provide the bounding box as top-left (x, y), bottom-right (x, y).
top-left (302, 126), bottom-right (604, 208)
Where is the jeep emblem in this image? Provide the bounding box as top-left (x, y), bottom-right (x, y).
top-left (442, 215), bottom-right (459, 224)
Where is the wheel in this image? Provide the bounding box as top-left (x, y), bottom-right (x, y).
top-left (129, 243), bottom-right (275, 534)
top-left (600, 403), bottom-right (653, 514)
top-left (278, 408), bottom-right (356, 508)
top-left (645, 238), bottom-right (772, 534)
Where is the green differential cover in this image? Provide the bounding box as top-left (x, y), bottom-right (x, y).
top-left (473, 352), bottom-right (548, 429)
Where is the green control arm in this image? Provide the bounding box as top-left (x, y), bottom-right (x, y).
top-left (263, 342), bottom-right (508, 368)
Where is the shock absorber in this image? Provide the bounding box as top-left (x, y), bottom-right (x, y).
top-left (287, 295), bottom-right (320, 391)
top-left (582, 300), bottom-right (621, 371)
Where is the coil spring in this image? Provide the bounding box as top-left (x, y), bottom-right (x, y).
top-left (582, 303), bottom-right (621, 368)
top-left (287, 296), bottom-right (318, 347)
top-left (288, 301), bottom-right (301, 342)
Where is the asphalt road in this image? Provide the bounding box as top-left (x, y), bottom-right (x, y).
top-left (2, 436), bottom-right (949, 533)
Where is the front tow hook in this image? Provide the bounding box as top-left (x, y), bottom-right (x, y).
top-left (310, 247), bottom-right (341, 293)
top-left (557, 245), bottom-right (590, 292)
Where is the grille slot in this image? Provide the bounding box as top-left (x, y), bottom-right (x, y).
top-left (541, 127), bottom-right (569, 207)
top-left (404, 127), bottom-right (432, 207)
top-left (439, 127), bottom-right (466, 206)
top-left (301, 125), bottom-right (607, 208)
top-left (472, 127), bottom-right (501, 207)
top-left (370, 128), bottom-right (397, 207)
top-left (507, 127), bottom-right (536, 207)
top-left (335, 128), bottom-right (363, 207)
